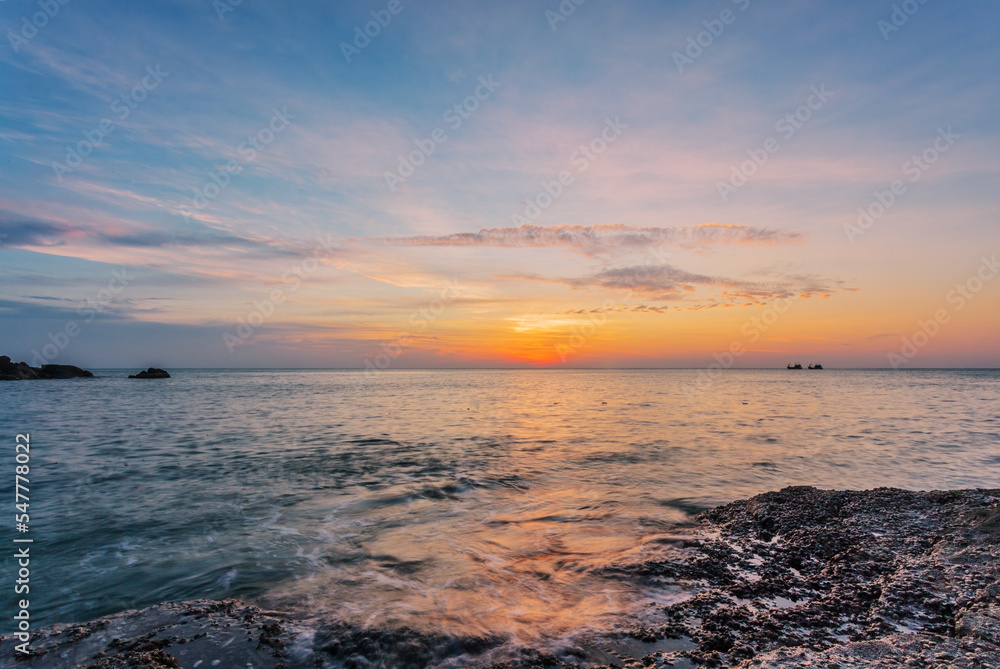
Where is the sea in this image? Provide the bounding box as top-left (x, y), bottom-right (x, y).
top-left (2, 369), bottom-right (998, 665)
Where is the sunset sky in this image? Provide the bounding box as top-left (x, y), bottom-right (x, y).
top-left (1, 0), bottom-right (997, 368)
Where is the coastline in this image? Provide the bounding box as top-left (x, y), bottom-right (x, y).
top-left (3, 486), bottom-right (998, 668)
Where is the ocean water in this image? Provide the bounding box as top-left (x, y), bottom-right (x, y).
top-left (2, 369), bottom-right (999, 663)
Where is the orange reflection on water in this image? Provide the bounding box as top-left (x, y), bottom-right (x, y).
top-left (266, 462), bottom-right (688, 649)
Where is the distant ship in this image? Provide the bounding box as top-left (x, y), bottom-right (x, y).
top-left (787, 363), bottom-right (803, 369)
top-left (808, 364), bottom-right (824, 370)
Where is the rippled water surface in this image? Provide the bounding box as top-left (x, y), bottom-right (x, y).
top-left (2, 369), bottom-right (998, 661)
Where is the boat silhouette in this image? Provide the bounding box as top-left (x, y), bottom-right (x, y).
top-left (787, 363), bottom-right (803, 369)
top-left (808, 364), bottom-right (824, 370)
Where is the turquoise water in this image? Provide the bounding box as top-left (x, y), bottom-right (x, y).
top-left (2, 369), bottom-right (998, 657)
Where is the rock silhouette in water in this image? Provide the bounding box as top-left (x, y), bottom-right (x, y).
top-left (129, 367), bottom-right (171, 379)
top-left (0, 356), bottom-right (94, 380)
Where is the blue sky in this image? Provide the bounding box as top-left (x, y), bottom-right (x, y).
top-left (1, 0), bottom-right (998, 368)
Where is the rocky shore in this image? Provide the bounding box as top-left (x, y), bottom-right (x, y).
top-left (602, 486), bottom-right (1000, 669)
top-left (4, 486), bottom-right (997, 668)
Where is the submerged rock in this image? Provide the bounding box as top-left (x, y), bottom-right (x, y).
top-left (128, 367), bottom-right (171, 379)
top-left (0, 356), bottom-right (94, 380)
top-left (312, 621), bottom-right (506, 668)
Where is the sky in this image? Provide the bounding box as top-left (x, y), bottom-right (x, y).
top-left (0, 0), bottom-right (997, 369)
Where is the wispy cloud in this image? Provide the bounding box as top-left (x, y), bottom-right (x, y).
top-left (513, 262), bottom-right (848, 307)
top-left (364, 223), bottom-right (802, 253)
top-left (0, 219), bottom-right (82, 247)
top-left (0, 214), bottom-right (270, 251)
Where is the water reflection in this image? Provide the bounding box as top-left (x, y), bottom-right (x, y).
top-left (1, 369), bottom-right (997, 660)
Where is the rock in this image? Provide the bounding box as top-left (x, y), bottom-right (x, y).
top-left (1, 356), bottom-right (93, 380)
top-left (956, 605), bottom-right (1000, 645)
top-left (0, 599), bottom-right (291, 669)
top-left (604, 486), bottom-right (1000, 668)
top-left (39, 364), bottom-right (95, 379)
top-left (128, 368), bottom-right (171, 379)
top-left (738, 632), bottom-right (999, 668)
top-left (0, 355), bottom-right (38, 380)
top-left (313, 621), bottom-right (504, 668)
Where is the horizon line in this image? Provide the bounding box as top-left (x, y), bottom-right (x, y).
top-left (67, 366), bottom-right (1000, 371)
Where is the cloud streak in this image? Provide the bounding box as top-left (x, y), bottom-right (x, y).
top-left (0, 214), bottom-right (290, 254)
top-left (364, 223), bottom-right (802, 253)
top-left (513, 262), bottom-right (848, 307)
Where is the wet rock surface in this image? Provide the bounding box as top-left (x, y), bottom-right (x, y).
top-left (4, 486), bottom-right (998, 668)
top-left (599, 486), bottom-right (1000, 668)
top-left (0, 600), bottom-right (292, 668)
top-left (311, 622), bottom-right (507, 668)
